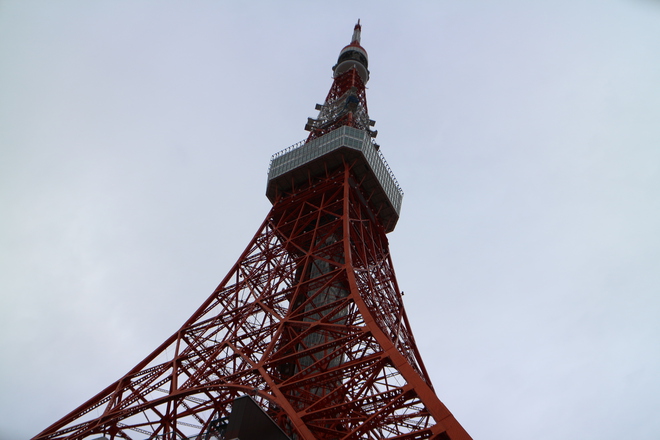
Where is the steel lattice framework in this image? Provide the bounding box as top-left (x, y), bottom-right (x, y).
top-left (33, 21), bottom-right (472, 440)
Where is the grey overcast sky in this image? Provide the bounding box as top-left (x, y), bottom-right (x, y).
top-left (1, 1), bottom-right (659, 439)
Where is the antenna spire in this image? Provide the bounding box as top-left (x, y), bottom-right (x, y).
top-left (351, 19), bottom-right (361, 44)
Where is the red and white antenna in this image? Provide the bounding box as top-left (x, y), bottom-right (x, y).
top-left (305, 21), bottom-right (375, 141)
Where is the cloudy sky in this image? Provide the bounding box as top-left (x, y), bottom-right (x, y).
top-left (1, 1), bottom-right (659, 439)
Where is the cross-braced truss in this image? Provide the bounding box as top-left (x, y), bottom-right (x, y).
top-left (34, 163), bottom-right (471, 440)
top-left (306, 67), bottom-right (372, 142)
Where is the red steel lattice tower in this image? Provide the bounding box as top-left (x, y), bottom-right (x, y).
top-left (34, 22), bottom-right (473, 440)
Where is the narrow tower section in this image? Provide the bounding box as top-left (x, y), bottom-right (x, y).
top-left (303, 20), bottom-right (377, 142)
top-left (33, 23), bottom-right (472, 440)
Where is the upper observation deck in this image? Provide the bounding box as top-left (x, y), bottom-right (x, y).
top-left (266, 126), bottom-right (403, 233)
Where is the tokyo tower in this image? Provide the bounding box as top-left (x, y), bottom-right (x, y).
top-left (33, 22), bottom-right (473, 440)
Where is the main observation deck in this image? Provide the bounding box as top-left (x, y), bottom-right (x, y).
top-left (267, 126), bottom-right (403, 233)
